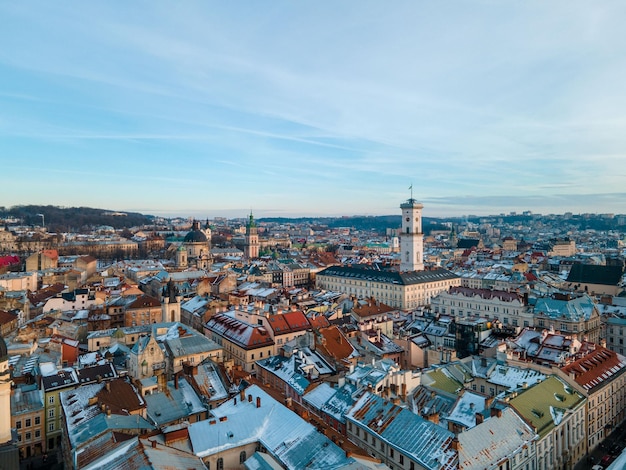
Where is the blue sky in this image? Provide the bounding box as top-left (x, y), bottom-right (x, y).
top-left (1, 1), bottom-right (625, 219)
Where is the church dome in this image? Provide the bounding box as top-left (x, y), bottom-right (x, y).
top-left (184, 220), bottom-right (208, 243)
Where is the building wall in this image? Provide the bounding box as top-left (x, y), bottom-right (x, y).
top-left (315, 273), bottom-right (460, 310)
top-left (12, 403), bottom-right (45, 458)
top-left (432, 289), bottom-right (534, 330)
top-left (125, 306), bottom-right (162, 327)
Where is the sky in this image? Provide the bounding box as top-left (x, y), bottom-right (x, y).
top-left (1, 1), bottom-right (626, 220)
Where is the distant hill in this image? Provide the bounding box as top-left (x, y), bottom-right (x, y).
top-left (259, 215), bottom-right (450, 234)
top-left (0, 205), bottom-right (153, 231)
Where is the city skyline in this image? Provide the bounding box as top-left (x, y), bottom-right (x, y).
top-left (2, 2), bottom-right (626, 219)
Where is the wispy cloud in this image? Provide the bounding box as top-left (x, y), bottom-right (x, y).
top-left (1, 1), bottom-right (625, 217)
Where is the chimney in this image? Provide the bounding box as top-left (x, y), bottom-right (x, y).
top-left (151, 440), bottom-right (157, 448)
top-left (450, 437), bottom-right (460, 451)
top-left (475, 412), bottom-right (484, 425)
top-left (158, 372), bottom-right (167, 392)
top-left (240, 389), bottom-right (245, 402)
top-left (248, 394), bottom-right (252, 402)
top-left (256, 396), bottom-right (261, 408)
top-left (490, 407), bottom-right (502, 418)
top-left (174, 374), bottom-right (179, 389)
top-left (105, 382), bottom-right (110, 392)
top-left (234, 398), bottom-right (237, 406)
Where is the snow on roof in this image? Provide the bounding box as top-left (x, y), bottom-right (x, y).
top-left (347, 392), bottom-right (457, 469)
top-left (458, 407), bottom-right (536, 469)
top-left (303, 382), bottom-right (336, 409)
top-left (194, 360), bottom-right (228, 401)
top-left (145, 378), bottom-right (205, 426)
top-left (189, 385), bottom-right (354, 469)
top-left (488, 364), bottom-right (546, 390)
top-left (447, 392), bottom-right (486, 429)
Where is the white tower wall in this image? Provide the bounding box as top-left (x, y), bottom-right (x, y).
top-left (400, 198), bottom-right (424, 272)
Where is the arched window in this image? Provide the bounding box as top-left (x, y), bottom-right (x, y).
top-left (217, 457), bottom-right (223, 470)
top-left (240, 451), bottom-right (247, 463)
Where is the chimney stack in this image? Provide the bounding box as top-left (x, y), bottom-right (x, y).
top-left (450, 437), bottom-right (460, 451)
top-left (151, 440), bottom-right (157, 448)
top-left (256, 396), bottom-right (261, 408)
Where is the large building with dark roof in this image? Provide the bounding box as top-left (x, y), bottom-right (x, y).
top-left (315, 265), bottom-right (460, 310)
top-left (316, 197), bottom-right (460, 309)
top-left (565, 262), bottom-right (624, 296)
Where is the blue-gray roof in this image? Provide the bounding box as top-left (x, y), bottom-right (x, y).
top-left (318, 265), bottom-right (459, 286)
top-left (533, 294), bottom-right (596, 321)
top-left (347, 392), bottom-right (457, 470)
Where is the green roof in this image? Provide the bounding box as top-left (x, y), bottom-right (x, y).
top-left (510, 375), bottom-right (585, 438)
top-left (423, 368), bottom-right (464, 395)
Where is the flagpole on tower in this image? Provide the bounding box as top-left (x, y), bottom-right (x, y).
top-left (409, 184), bottom-right (413, 201)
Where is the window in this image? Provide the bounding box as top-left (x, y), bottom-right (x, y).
top-left (48, 396), bottom-right (54, 405)
top-left (390, 448), bottom-right (394, 458)
top-left (35, 430), bottom-right (40, 438)
top-left (35, 417), bottom-right (40, 425)
top-left (217, 457), bottom-right (224, 470)
top-left (48, 409), bottom-right (54, 418)
top-left (48, 423), bottom-right (54, 432)
top-left (16, 421), bottom-right (21, 429)
top-left (240, 451), bottom-right (247, 463)
top-left (400, 455), bottom-right (404, 464)
top-left (25, 419), bottom-right (31, 427)
top-left (25, 432), bottom-right (31, 440)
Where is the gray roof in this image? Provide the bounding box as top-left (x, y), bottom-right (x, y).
top-left (144, 378), bottom-right (206, 427)
top-left (347, 392), bottom-right (457, 470)
top-left (189, 385), bottom-right (355, 469)
top-left (318, 265), bottom-right (459, 286)
top-left (458, 407), bottom-right (536, 469)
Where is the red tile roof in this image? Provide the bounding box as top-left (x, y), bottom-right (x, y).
top-left (317, 326), bottom-right (356, 362)
top-left (308, 314), bottom-right (330, 330)
top-left (127, 295), bottom-right (161, 309)
top-left (0, 255), bottom-right (20, 267)
top-left (561, 346), bottom-right (626, 392)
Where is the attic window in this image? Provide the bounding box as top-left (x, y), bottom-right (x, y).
top-left (554, 393), bottom-right (565, 402)
top-left (531, 409), bottom-right (544, 418)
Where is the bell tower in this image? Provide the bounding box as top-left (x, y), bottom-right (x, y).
top-left (244, 212), bottom-right (259, 259)
top-left (161, 280), bottom-right (181, 323)
top-left (400, 191), bottom-right (424, 272)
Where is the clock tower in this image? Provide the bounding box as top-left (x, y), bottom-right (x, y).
top-left (400, 196), bottom-right (424, 272)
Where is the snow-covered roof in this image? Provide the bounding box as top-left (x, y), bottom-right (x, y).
top-left (458, 407), bottom-right (536, 469)
top-left (188, 385), bottom-right (354, 469)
